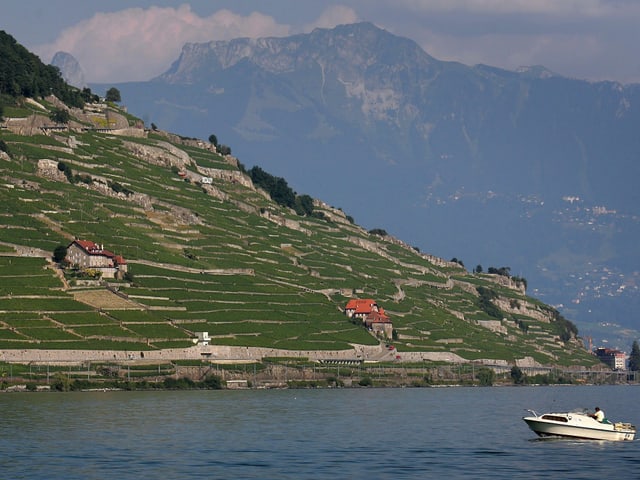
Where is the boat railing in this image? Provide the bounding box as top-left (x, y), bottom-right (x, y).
top-left (613, 422), bottom-right (636, 431)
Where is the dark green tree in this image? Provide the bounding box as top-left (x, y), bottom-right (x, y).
top-left (488, 266), bottom-right (511, 277)
top-left (105, 87), bottom-right (121, 103)
top-left (477, 367), bottom-right (495, 386)
top-left (358, 376), bottom-right (373, 387)
top-left (451, 257), bottom-right (465, 267)
top-left (629, 340), bottom-right (640, 371)
top-left (201, 374), bottom-right (223, 389)
top-left (80, 87), bottom-right (99, 103)
top-left (271, 177), bottom-right (295, 207)
top-left (53, 245), bottom-right (67, 263)
top-left (208, 134), bottom-right (218, 147)
top-left (476, 286), bottom-right (502, 319)
top-left (475, 264), bottom-right (483, 273)
top-left (51, 371), bottom-right (71, 391)
top-left (512, 275), bottom-right (528, 290)
top-left (294, 194), bottom-right (314, 216)
top-left (49, 107), bottom-right (70, 124)
top-left (248, 166), bottom-right (295, 209)
top-left (57, 161), bottom-right (75, 183)
top-left (510, 365), bottom-right (524, 384)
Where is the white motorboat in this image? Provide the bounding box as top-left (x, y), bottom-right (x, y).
top-left (523, 409), bottom-right (636, 441)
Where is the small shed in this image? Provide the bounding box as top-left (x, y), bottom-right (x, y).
top-left (196, 332), bottom-right (211, 345)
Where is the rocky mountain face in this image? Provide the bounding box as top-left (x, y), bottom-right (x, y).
top-left (51, 51), bottom-right (86, 89)
top-left (95, 22), bottom-right (640, 347)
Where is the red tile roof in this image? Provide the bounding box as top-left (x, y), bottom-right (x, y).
top-left (70, 239), bottom-right (125, 263)
top-left (365, 311), bottom-right (391, 324)
top-left (345, 298), bottom-right (377, 314)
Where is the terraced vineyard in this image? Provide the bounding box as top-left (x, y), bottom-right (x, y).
top-left (0, 98), bottom-right (597, 368)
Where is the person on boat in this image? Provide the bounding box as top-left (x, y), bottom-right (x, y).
top-left (589, 407), bottom-right (605, 422)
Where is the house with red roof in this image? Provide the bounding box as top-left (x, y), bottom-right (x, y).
top-left (345, 298), bottom-right (379, 321)
top-left (66, 239), bottom-right (128, 279)
top-left (364, 309), bottom-right (393, 339)
top-left (345, 298), bottom-right (393, 339)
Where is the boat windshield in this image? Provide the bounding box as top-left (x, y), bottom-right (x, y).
top-left (541, 415), bottom-right (569, 422)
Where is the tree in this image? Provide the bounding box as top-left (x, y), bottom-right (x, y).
top-left (358, 376), bottom-right (373, 387)
top-left (294, 194), bottom-right (314, 216)
top-left (51, 371), bottom-right (71, 391)
top-left (105, 87), bottom-right (121, 103)
top-left (475, 264), bottom-right (483, 273)
top-left (208, 134), bottom-right (218, 147)
top-left (49, 107), bottom-right (70, 124)
top-left (53, 245), bottom-right (67, 263)
top-left (80, 87), bottom-right (99, 103)
top-left (201, 374), bottom-right (223, 389)
top-left (510, 365), bottom-right (524, 384)
top-left (629, 340), bottom-right (640, 371)
top-left (488, 266), bottom-right (511, 277)
top-left (477, 367), bottom-right (495, 386)
top-left (248, 165), bottom-right (296, 209)
top-left (451, 257), bottom-right (465, 267)
top-left (476, 286), bottom-right (502, 319)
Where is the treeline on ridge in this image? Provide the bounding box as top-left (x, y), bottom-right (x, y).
top-left (244, 165), bottom-right (318, 217)
top-left (0, 31), bottom-right (86, 107)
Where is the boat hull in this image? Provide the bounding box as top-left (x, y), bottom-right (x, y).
top-left (523, 414), bottom-right (636, 441)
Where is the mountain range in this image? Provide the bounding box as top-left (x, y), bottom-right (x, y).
top-left (82, 22), bottom-right (639, 348)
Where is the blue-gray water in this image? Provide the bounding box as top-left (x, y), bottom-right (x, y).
top-left (1, 385), bottom-right (639, 479)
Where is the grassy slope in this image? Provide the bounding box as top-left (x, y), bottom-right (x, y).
top-left (0, 102), bottom-right (597, 367)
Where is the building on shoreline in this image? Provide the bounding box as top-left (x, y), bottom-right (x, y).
top-left (595, 347), bottom-right (626, 370)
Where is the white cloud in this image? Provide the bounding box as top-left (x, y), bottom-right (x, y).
top-left (35, 4), bottom-right (362, 83)
top-left (29, 1), bottom-right (640, 85)
top-left (302, 5), bottom-right (359, 31)
top-left (35, 5), bottom-right (291, 82)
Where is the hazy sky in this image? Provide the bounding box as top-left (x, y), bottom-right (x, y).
top-left (2, 0), bottom-right (640, 84)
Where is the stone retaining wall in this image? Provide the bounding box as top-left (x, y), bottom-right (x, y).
top-left (0, 343), bottom-right (396, 365)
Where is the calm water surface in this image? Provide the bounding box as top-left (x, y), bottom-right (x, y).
top-left (1, 385), bottom-right (639, 479)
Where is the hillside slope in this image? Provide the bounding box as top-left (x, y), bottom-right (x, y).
top-left (98, 22), bottom-right (640, 347)
top-left (0, 95), bottom-right (596, 369)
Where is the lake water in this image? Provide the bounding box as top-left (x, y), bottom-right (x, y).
top-left (1, 385), bottom-right (639, 479)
